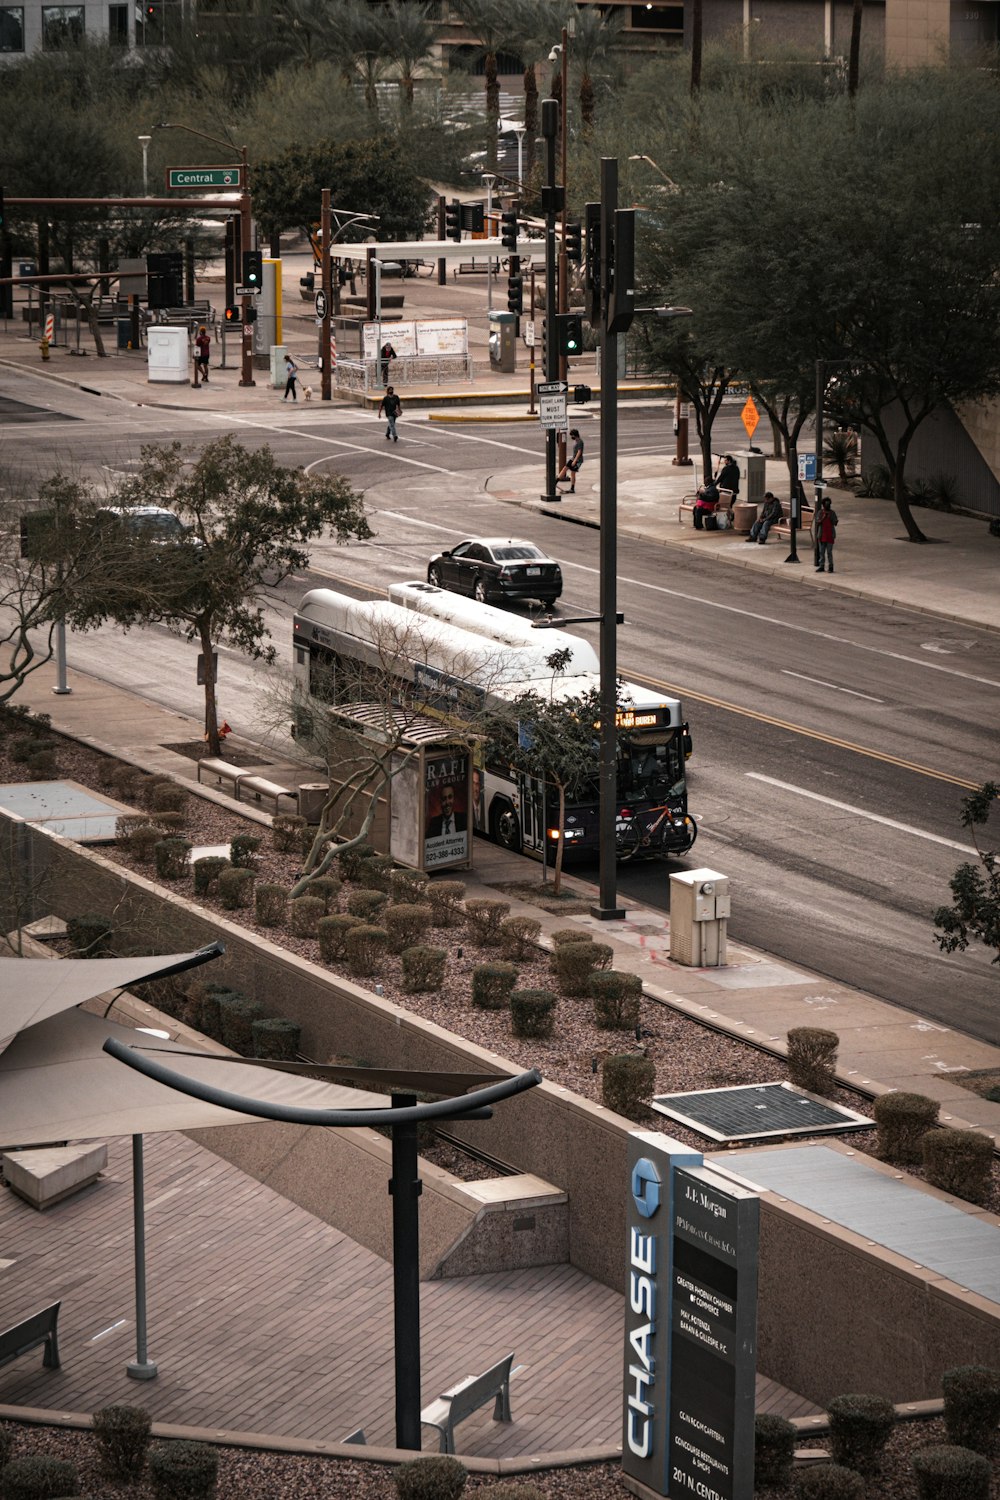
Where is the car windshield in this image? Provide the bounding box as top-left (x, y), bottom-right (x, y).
top-left (491, 545), bottom-right (545, 562)
top-left (129, 514), bottom-right (186, 540)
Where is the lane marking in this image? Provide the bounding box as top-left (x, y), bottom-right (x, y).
top-left (745, 773), bottom-right (979, 854)
top-left (781, 670), bottom-right (884, 703)
top-left (217, 414), bottom-right (464, 478)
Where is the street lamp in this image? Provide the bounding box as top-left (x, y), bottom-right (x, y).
top-left (512, 125), bottom-right (527, 189)
top-left (154, 122), bottom-right (254, 389)
top-left (137, 134), bottom-right (151, 197)
top-left (482, 172), bottom-right (496, 313)
top-left (628, 153), bottom-right (681, 192)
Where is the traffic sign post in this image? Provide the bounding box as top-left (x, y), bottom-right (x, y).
top-left (234, 284), bottom-right (261, 298)
top-left (740, 396), bottom-right (760, 442)
top-left (167, 167), bottom-right (242, 190)
top-left (315, 290), bottom-right (328, 320)
top-left (538, 381), bottom-right (567, 431)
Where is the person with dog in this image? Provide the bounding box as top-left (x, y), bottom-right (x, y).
top-left (379, 385), bottom-right (402, 441)
top-left (283, 354), bottom-right (299, 402)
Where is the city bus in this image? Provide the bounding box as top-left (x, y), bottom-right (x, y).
top-left (292, 582), bottom-right (697, 862)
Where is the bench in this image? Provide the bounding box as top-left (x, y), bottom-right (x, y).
top-left (420, 1352), bottom-right (514, 1454)
top-left (197, 757), bottom-right (247, 797)
top-left (237, 774), bottom-right (299, 814)
top-left (453, 261), bottom-right (501, 278)
top-left (772, 507), bottom-right (814, 541)
top-left (677, 489), bottom-right (735, 527)
top-left (0, 1303), bottom-right (61, 1374)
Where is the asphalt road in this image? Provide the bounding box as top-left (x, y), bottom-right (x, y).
top-left (4, 373), bottom-right (998, 1041)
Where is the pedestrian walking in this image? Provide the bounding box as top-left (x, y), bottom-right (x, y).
top-left (193, 325), bottom-right (211, 387)
top-left (379, 385), bottom-right (402, 441)
top-left (556, 429), bottom-right (585, 493)
top-left (815, 496), bottom-right (839, 572)
top-left (283, 355), bottom-right (299, 402)
top-left (380, 340), bottom-right (397, 386)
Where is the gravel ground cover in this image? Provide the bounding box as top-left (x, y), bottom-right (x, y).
top-left (3, 1414), bottom-right (992, 1500)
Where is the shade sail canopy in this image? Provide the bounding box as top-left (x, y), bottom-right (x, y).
top-left (0, 1007), bottom-right (390, 1146)
top-left (0, 944), bottom-right (222, 1049)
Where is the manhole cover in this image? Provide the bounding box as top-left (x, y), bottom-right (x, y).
top-left (650, 1081), bottom-right (873, 1143)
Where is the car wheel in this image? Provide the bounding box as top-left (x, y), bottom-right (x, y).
top-left (491, 800), bottom-right (522, 853)
top-left (473, 577), bottom-right (488, 603)
top-left (428, 564), bottom-right (441, 587)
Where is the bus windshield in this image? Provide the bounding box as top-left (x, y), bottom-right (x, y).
top-left (621, 731), bottom-right (686, 801)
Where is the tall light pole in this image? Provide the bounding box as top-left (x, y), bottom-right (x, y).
top-left (550, 33), bottom-right (570, 474)
top-left (482, 172), bottom-right (496, 314)
top-left (513, 126), bottom-right (526, 189)
top-left (627, 153), bottom-right (681, 192)
top-left (137, 134), bottom-right (151, 197)
top-left (155, 122), bottom-right (254, 388)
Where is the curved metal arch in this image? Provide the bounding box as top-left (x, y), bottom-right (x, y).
top-left (102, 1037), bottom-right (542, 1127)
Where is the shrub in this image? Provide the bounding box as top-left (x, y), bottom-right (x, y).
top-left (510, 988), bottom-right (556, 1038)
top-left (251, 1017), bottom-right (301, 1060)
top-left (0, 1456), bottom-right (79, 1499)
top-left (428, 880), bottom-right (466, 927)
top-left (390, 868), bottom-right (430, 905)
top-left (787, 1027), bottom-right (839, 1097)
top-left (217, 866), bottom-right (255, 910)
top-left (347, 888), bottom-right (390, 922)
top-left (755, 1413), bottom-right (796, 1488)
top-left (923, 1128), bottom-right (993, 1205)
top-left (911, 1444), bottom-right (992, 1500)
top-left (254, 882), bottom-right (288, 928)
top-left (193, 856), bottom-right (229, 897)
top-left (828, 1393), bottom-right (895, 1473)
top-left (550, 940), bottom-right (605, 997)
top-left (116, 820), bottom-right (159, 861)
top-left (147, 1439), bottom-right (219, 1499)
top-left (26, 749), bottom-right (58, 779)
top-left (198, 986), bottom-right (232, 1042)
top-left (383, 903), bottom-right (434, 954)
top-left (92, 1404), bottom-right (152, 1481)
top-left (602, 1054), bottom-right (655, 1119)
top-left (465, 898), bottom-right (511, 946)
top-left (499, 915), bottom-right (541, 962)
top-left (272, 812), bottom-right (307, 852)
top-left (111, 765), bottom-right (140, 799)
top-left (153, 810), bottom-right (186, 834)
top-left (590, 970), bottom-right (643, 1031)
top-left (345, 923), bottom-right (389, 977)
top-left (65, 914), bottom-right (113, 957)
top-left (394, 1454), bottom-right (467, 1500)
top-left (138, 773), bottom-right (171, 808)
top-left (229, 832), bottom-right (262, 869)
top-left (10, 735), bottom-right (50, 764)
top-left (791, 1465), bottom-right (864, 1500)
top-left (358, 853), bottom-right (395, 891)
top-left (303, 874), bottom-right (341, 912)
top-left (218, 994), bottom-right (265, 1054)
top-left (874, 1092), bottom-right (940, 1165)
top-left (317, 913), bottom-right (363, 962)
top-left (941, 1365), bottom-right (1000, 1453)
top-left (401, 945), bottom-right (447, 993)
top-left (550, 928), bottom-right (590, 947)
top-left (150, 782), bottom-right (188, 816)
top-left (115, 812), bottom-right (148, 844)
top-left (338, 840), bottom-right (376, 880)
top-left (289, 895), bottom-right (325, 937)
top-left (472, 962), bottom-right (519, 1010)
top-left (154, 837), bottom-right (192, 880)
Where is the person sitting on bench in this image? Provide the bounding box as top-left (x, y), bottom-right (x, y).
top-left (749, 492), bottom-right (784, 544)
top-left (693, 481), bottom-right (720, 530)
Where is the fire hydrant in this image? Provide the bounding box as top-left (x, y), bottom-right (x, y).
top-left (39, 336), bottom-right (51, 361)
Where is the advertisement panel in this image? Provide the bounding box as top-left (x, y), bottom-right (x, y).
top-left (422, 751), bottom-right (471, 871)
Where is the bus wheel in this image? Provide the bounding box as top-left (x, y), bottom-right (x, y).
top-left (491, 801), bottom-right (522, 853)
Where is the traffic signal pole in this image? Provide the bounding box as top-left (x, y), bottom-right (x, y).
top-left (239, 144), bottom-right (255, 388)
top-left (321, 188), bottom-right (332, 402)
top-left (541, 99), bottom-right (560, 505)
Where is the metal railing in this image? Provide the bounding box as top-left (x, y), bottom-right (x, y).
top-left (335, 355), bottom-right (475, 392)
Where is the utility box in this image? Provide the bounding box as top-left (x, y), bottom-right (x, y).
top-left (146, 326), bottom-right (189, 384)
top-left (669, 867), bottom-right (730, 967)
top-left (269, 344), bottom-right (287, 388)
top-left (489, 311), bottom-right (516, 373)
top-left (736, 450), bottom-right (766, 505)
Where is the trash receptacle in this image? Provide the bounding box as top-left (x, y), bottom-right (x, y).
top-left (117, 319), bottom-right (133, 351)
top-left (297, 784), bottom-right (329, 824)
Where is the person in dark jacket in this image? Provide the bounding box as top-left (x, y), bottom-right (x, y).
top-left (714, 454), bottom-right (740, 495)
top-left (749, 492), bottom-right (784, 544)
top-left (815, 497), bottom-right (839, 572)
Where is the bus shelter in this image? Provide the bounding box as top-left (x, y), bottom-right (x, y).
top-left (322, 703), bottom-right (474, 875)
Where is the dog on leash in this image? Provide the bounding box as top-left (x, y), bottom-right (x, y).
top-left (302, 385), bottom-right (314, 401)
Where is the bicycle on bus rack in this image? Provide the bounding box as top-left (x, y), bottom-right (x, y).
top-left (615, 803), bottom-right (674, 863)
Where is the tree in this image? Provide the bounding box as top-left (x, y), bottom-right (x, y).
top-left (570, 3), bottom-right (623, 132)
top-left (449, 0), bottom-right (524, 171)
top-left (253, 135), bottom-right (432, 243)
top-left (69, 437), bottom-right (371, 756)
top-left (382, 0), bottom-right (441, 109)
top-left (934, 784), bottom-right (1000, 966)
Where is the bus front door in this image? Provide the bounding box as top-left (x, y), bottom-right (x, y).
top-left (517, 772), bottom-right (546, 858)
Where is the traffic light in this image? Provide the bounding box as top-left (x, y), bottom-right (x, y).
top-left (224, 304), bottom-right (241, 325)
top-left (299, 272), bottom-right (315, 293)
top-left (146, 251), bottom-right (183, 310)
top-left (607, 208), bottom-right (636, 335)
top-left (564, 221), bottom-right (582, 263)
top-left (584, 201), bottom-right (601, 325)
top-left (540, 317), bottom-right (548, 373)
top-left (444, 200), bottom-right (462, 242)
top-left (555, 313), bottom-right (584, 357)
top-left (242, 249), bottom-right (263, 289)
top-left (507, 274), bottom-right (523, 315)
top-left (500, 207), bottom-right (519, 253)
top-left (244, 305), bottom-right (258, 324)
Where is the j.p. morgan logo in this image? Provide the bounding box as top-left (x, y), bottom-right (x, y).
top-left (627, 1156), bottom-right (661, 1458)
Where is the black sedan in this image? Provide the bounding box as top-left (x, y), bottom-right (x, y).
top-left (427, 537), bottom-right (563, 606)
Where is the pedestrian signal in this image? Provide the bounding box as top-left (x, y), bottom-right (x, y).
top-left (224, 304), bottom-right (241, 324)
top-left (444, 201), bottom-right (462, 242)
top-left (244, 306), bottom-right (258, 324)
top-left (501, 208), bottom-right (519, 253)
top-left (555, 313), bottom-right (584, 357)
top-left (242, 249), bottom-right (263, 288)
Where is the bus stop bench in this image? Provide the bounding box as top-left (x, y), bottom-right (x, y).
top-left (0, 1303), bottom-right (61, 1373)
top-left (237, 775), bottom-right (299, 814)
top-left (197, 757), bottom-right (247, 797)
top-left (771, 507), bottom-right (813, 541)
top-left (420, 1352), bottom-right (514, 1454)
top-left (677, 490), bottom-right (735, 527)
top-left (453, 261), bottom-right (501, 277)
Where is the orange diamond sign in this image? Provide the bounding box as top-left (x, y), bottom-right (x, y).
top-left (741, 396), bottom-right (760, 440)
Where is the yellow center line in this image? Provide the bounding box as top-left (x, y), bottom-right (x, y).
top-left (629, 671), bottom-right (981, 792)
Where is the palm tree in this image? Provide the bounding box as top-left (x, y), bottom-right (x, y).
top-left (342, 0), bottom-right (392, 115)
top-left (449, 0), bottom-right (523, 170)
top-left (690, 0), bottom-right (703, 94)
top-left (570, 2), bottom-right (623, 131)
top-left (848, 0), bottom-right (863, 97)
top-left (273, 0), bottom-right (338, 66)
top-left (383, 0), bottom-right (441, 109)
top-left (515, 1), bottom-right (566, 190)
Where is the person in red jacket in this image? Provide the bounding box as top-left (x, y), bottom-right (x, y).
top-left (816, 497), bottom-right (839, 573)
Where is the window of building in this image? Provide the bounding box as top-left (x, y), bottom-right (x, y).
top-left (0, 5), bottom-right (24, 50)
top-left (135, 0), bottom-right (180, 46)
top-left (108, 3), bottom-right (128, 44)
top-left (41, 4), bottom-right (84, 46)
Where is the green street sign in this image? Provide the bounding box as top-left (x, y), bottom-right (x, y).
top-left (168, 166), bottom-right (242, 190)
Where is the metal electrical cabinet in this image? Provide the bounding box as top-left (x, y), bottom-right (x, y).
top-left (736, 451), bottom-right (766, 505)
top-left (669, 868), bottom-right (730, 967)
